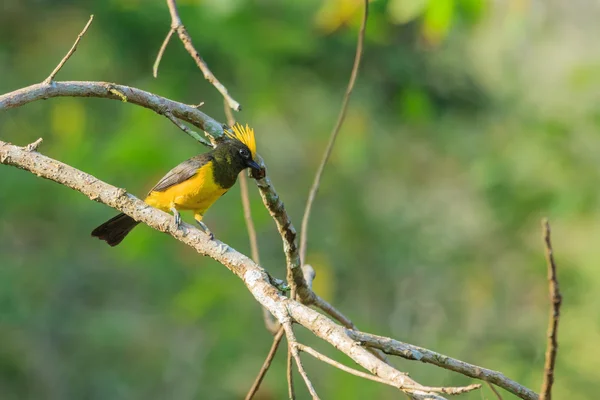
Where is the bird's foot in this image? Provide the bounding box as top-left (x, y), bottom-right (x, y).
top-left (195, 219), bottom-right (214, 240)
top-left (170, 207), bottom-right (182, 228)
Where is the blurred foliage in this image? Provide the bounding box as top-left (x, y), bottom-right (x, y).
top-left (1, 0), bottom-right (600, 399)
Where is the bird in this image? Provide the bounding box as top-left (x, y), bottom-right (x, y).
top-left (91, 123), bottom-right (259, 246)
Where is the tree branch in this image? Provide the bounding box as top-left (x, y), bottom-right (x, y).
top-left (153, 28), bottom-right (175, 78)
top-left (346, 330), bottom-right (539, 400)
top-left (44, 15), bottom-right (94, 84)
top-left (283, 322), bottom-right (320, 399)
top-left (296, 343), bottom-right (480, 395)
top-left (0, 140), bottom-right (454, 399)
top-left (163, 110), bottom-right (213, 148)
top-left (244, 327), bottom-right (285, 400)
top-left (161, 0), bottom-right (241, 111)
top-left (540, 219), bottom-right (562, 400)
top-left (299, 0), bottom-right (368, 264)
top-left (0, 81), bottom-right (224, 140)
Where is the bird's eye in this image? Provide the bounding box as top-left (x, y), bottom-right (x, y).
top-left (239, 148), bottom-right (250, 158)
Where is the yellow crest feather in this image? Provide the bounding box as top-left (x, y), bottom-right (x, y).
top-left (226, 123), bottom-right (257, 158)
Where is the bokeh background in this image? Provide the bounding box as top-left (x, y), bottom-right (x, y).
top-left (1, 0), bottom-right (599, 398)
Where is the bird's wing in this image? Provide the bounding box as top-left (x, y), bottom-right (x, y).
top-left (148, 153), bottom-right (213, 194)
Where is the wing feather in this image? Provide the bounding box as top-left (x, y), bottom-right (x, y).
top-left (148, 153), bottom-right (213, 194)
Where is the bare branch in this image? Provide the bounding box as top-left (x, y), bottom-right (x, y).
top-left (44, 15), bottom-right (94, 84)
top-left (0, 140), bottom-right (456, 400)
top-left (153, 28), bottom-right (175, 78)
top-left (296, 344), bottom-right (480, 395)
top-left (297, 343), bottom-right (391, 385)
top-left (346, 330), bottom-right (539, 400)
top-left (540, 219), bottom-right (562, 400)
top-left (312, 294), bottom-right (356, 329)
top-left (287, 343), bottom-right (296, 400)
top-left (0, 81), bottom-right (224, 140)
top-left (283, 323), bottom-right (320, 400)
top-left (251, 160), bottom-right (388, 363)
top-left (244, 327), bottom-right (285, 400)
top-left (252, 164), bottom-right (311, 301)
top-left (299, 0), bottom-right (368, 264)
top-left (487, 381), bottom-right (504, 400)
top-left (163, 110), bottom-right (213, 148)
top-left (164, 0), bottom-right (241, 111)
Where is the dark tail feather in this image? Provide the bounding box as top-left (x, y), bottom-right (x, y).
top-left (91, 213), bottom-right (139, 247)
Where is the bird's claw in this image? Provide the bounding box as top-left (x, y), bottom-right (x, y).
top-left (170, 207), bottom-right (182, 228)
top-left (196, 220), bottom-right (215, 240)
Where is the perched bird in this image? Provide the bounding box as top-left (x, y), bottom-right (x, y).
top-left (92, 123), bottom-right (259, 246)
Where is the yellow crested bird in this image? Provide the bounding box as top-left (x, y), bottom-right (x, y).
top-left (92, 123), bottom-right (259, 246)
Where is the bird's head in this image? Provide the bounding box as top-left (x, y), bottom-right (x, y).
top-left (214, 123), bottom-right (260, 174)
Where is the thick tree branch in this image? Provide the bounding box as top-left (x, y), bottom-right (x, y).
top-left (0, 81), bottom-right (224, 140)
top-left (346, 330), bottom-right (539, 400)
top-left (540, 220), bottom-right (562, 400)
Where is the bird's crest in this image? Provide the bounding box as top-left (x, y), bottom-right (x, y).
top-left (226, 123), bottom-right (257, 158)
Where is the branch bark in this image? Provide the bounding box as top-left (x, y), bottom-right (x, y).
top-left (0, 81), bottom-right (224, 140)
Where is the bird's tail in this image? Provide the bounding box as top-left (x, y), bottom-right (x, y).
top-left (91, 213), bottom-right (139, 247)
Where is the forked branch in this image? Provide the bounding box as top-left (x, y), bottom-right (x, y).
top-left (152, 0), bottom-right (241, 111)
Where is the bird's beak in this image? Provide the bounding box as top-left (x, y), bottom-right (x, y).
top-left (247, 159), bottom-right (261, 171)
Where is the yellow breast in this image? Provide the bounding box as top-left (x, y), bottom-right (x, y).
top-left (144, 162), bottom-right (228, 216)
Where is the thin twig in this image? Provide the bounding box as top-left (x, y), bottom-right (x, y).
top-left (540, 219), bottom-right (562, 400)
top-left (44, 15), bottom-right (94, 84)
top-left (299, 0), bottom-right (368, 264)
top-left (245, 327), bottom-right (285, 400)
top-left (296, 344), bottom-right (396, 387)
top-left (346, 330), bottom-right (539, 400)
top-left (313, 294), bottom-right (356, 329)
top-left (238, 168), bottom-right (261, 263)
top-left (163, 110), bottom-right (213, 148)
top-left (25, 138), bottom-right (43, 152)
top-left (164, 0), bottom-right (241, 111)
top-left (287, 343), bottom-right (296, 400)
top-left (487, 381), bottom-right (503, 400)
top-left (153, 28), bottom-right (175, 78)
top-left (283, 322), bottom-right (319, 400)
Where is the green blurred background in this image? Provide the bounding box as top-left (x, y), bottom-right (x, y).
top-left (1, 0), bottom-right (598, 398)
